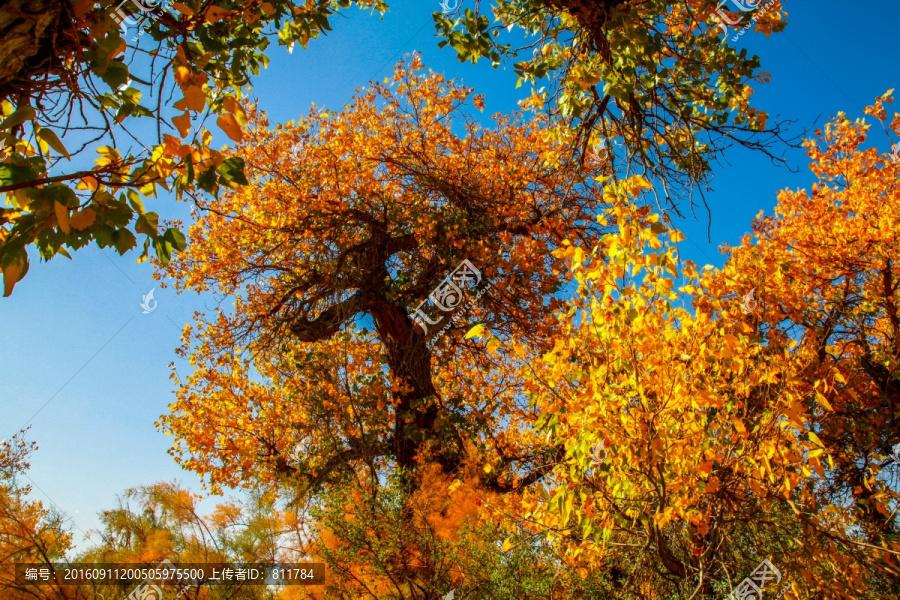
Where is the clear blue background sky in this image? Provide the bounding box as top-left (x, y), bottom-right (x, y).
top-left (2, 0), bottom-right (898, 551)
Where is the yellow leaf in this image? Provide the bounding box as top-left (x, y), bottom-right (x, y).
top-left (54, 201), bottom-right (70, 234)
top-left (36, 128), bottom-right (70, 159)
top-left (731, 416), bottom-right (747, 434)
top-left (222, 97), bottom-right (248, 126)
top-left (483, 463), bottom-right (492, 474)
top-left (501, 538), bottom-right (512, 552)
top-left (632, 176), bottom-right (652, 190)
top-left (808, 431), bottom-right (825, 448)
top-left (814, 391), bottom-right (834, 411)
top-left (573, 246), bottom-right (584, 268)
top-left (216, 113), bottom-right (243, 142)
top-left (465, 324), bottom-right (486, 340)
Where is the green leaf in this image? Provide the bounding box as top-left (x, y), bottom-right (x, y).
top-left (94, 225), bottom-right (115, 248)
top-left (135, 212), bottom-right (159, 236)
top-left (218, 156), bottom-right (248, 187)
top-left (113, 229), bottom-right (138, 254)
top-left (184, 152), bottom-right (195, 183)
top-left (126, 189), bottom-right (145, 214)
top-left (163, 227), bottom-right (187, 252)
top-left (153, 237), bottom-right (172, 264)
top-left (100, 61), bottom-right (130, 91)
top-left (0, 106), bottom-right (36, 130)
top-left (196, 167), bottom-right (218, 194)
top-left (44, 184), bottom-right (78, 208)
top-left (0, 163), bottom-right (40, 187)
top-left (35, 129), bottom-right (70, 159)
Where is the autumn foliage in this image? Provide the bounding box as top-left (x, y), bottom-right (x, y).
top-left (159, 57), bottom-right (610, 495)
top-left (152, 43), bottom-right (900, 593)
top-left (0, 0), bottom-right (787, 295)
top-left (5, 2), bottom-right (900, 596)
top-left (515, 93), bottom-right (900, 597)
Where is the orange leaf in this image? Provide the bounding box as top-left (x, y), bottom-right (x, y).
top-left (174, 66), bottom-right (192, 85)
top-left (2, 257), bottom-right (26, 297)
top-left (173, 112), bottom-right (192, 138)
top-left (205, 5), bottom-right (230, 23)
top-left (54, 201), bottom-right (70, 234)
top-left (222, 97), bottom-right (248, 126)
top-left (70, 208), bottom-right (96, 231)
top-left (216, 113), bottom-right (243, 142)
top-left (77, 175), bottom-right (99, 191)
top-left (170, 2), bottom-right (194, 17)
top-left (163, 134), bottom-right (182, 156)
top-left (174, 85), bottom-right (206, 113)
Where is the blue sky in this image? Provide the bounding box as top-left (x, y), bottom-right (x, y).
top-left (1, 0), bottom-right (898, 551)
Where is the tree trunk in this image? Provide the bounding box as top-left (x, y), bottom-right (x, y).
top-left (0, 0), bottom-right (75, 102)
top-left (370, 301), bottom-right (441, 472)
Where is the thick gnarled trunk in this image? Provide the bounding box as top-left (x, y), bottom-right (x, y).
top-left (0, 0), bottom-right (75, 102)
top-left (370, 301), bottom-right (440, 471)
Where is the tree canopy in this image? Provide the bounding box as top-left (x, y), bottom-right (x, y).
top-left (0, 0), bottom-right (786, 295)
top-left (159, 57), bottom-right (609, 493)
top-left (517, 92), bottom-right (900, 597)
top-left (158, 86), bottom-right (900, 597)
top-left (10, 2), bottom-right (900, 599)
